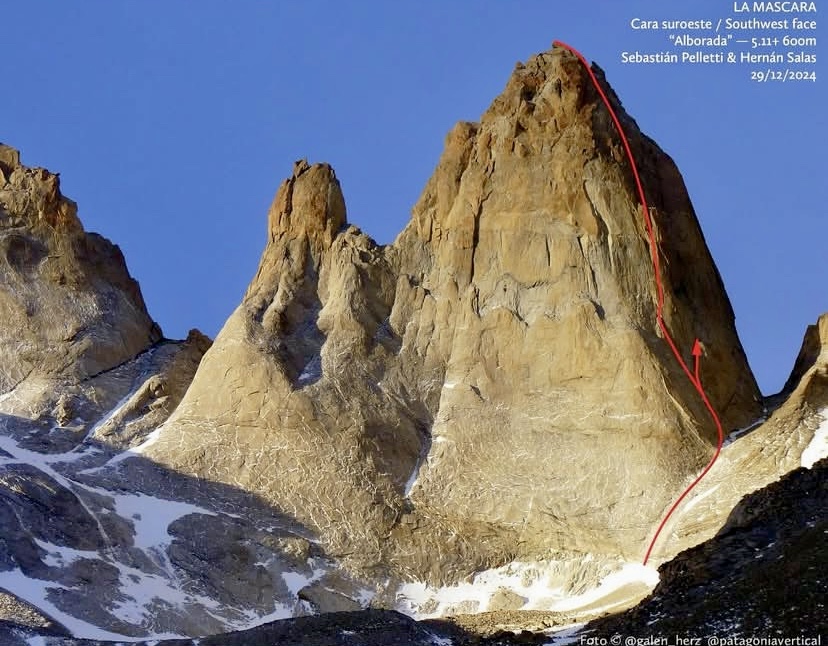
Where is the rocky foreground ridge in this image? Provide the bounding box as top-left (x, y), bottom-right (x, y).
top-left (0, 45), bottom-right (824, 643)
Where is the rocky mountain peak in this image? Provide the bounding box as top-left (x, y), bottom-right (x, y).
top-left (145, 44), bottom-right (764, 585)
top-left (782, 312), bottom-right (828, 395)
top-left (267, 159), bottom-right (346, 250)
top-left (406, 49), bottom-right (633, 256)
top-left (0, 143), bottom-right (18, 168)
top-left (0, 143), bottom-right (83, 235)
top-left (402, 45), bottom-right (761, 440)
top-left (0, 143), bottom-right (161, 393)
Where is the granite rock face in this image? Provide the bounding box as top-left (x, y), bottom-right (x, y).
top-left (144, 46), bottom-right (762, 584)
top-left (0, 153), bottom-right (396, 640)
top-left (0, 144), bottom-right (161, 394)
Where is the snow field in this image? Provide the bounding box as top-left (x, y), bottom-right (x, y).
top-left (396, 560), bottom-right (659, 618)
top-left (801, 408), bottom-right (828, 469)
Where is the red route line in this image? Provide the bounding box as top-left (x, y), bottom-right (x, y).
top-left (553, 40), bottom-right (725, 566)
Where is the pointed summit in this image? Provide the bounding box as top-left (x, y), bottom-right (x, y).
top-left (782, 312), bottom-right (828, 395)
top-left (267, 160), bottom-right (346, 249)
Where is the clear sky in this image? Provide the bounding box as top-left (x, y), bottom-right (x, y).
top-left (1, 1), bottom-right (824, 395)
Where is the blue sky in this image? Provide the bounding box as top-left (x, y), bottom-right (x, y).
top-left (1, 1), bottom-right (824, 394)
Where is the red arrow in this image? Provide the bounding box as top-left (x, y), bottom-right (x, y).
top-left (692, 339), bottom-right (703, 386)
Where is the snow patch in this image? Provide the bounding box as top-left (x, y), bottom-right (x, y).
top-left (0, 392), bottom-right (344, 638)
top-left (281, 567), bottom-right (326, 596)
top-left (723, 416), bottom-right (767, 446)
top-left (0, 434), bottom-right (116, 547)
top-left (802, 409), bottom-right (828, 469)
top-left (131, 424), bottom-right (164, 453)
top-left (0, 567), bottom-right (153, 641)
top-left (396, 560), bottom-right (659, 619)
top-left (298, 355), bottom-right (322, 386)
top-left (113, 493), bottom-right (214, 552)
top-left (242, 604), bottom-right (295, 627)
top-left (101, 494), bottom-right (220, 629)
top-left (33, 539), bottom-right (99, 568)
top-left (681, 483), bottom-right (721, 514)
top-left (109, 559), bottom-right (223, 629)
top-left (545, 623), bottom-right (587, 645)
top-left (0, 433), bottom-right (70, 468)
top-left (551, 563), bottom-right (658, 612)
top-left (404, 455), bottom-right (424, 497)
top-left (112, 564), bottom-right (187, 622)
top-left (100, 424), bottom-right (166, 469)
top-left (0, 388), bottom-right (17, 407)
top-left (80, 381), bottom-right (145, 445)
top-left (355, 584), bottom-right (376, 606)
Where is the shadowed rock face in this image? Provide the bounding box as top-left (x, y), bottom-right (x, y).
top-left (144, 45), bottom-right (762, 582)
top-left (0, 144), bottom-right (162, 393)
